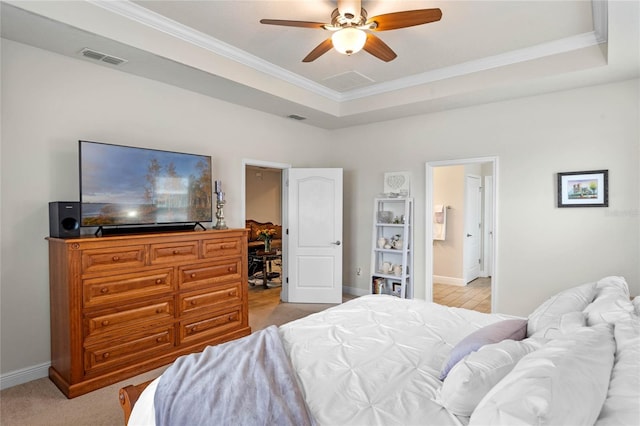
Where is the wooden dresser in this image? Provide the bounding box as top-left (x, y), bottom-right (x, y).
top-left (47, 229), bottom-right (251, 398)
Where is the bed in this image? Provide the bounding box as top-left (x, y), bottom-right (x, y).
top-left (121, 276), bottom-right (640, 426)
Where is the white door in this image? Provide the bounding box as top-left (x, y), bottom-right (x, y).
top-left (282, 168), bottom-right (343, 303)
top-left (483, 175), bottom-right (493, 277)
top-left (464, 175), bottom-right (482, 283)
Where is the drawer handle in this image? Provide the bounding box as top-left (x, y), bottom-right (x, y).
top-left (156, 308), bottom-right (164, 314)
top-left (228, 267), bottom-right (234, 272)
top-left (190, 273), bottom-right (197, 278)
top-left (100, 287), bottom-right (109, 294)
top-left (189, 326), bottom-right (197, 334)
top-left (173, 250), bottom-right (179, 255)
top-left (101, 320), bottom-right (109, 326)
top-left (156, 337), bottom-right (165, 343)
top-left (102, 352), bottom-right (110, 359)
top-left (156, 279), bottom-right (163, 284)
top-left (112, 256), bottom-right (120, 262)
top-left (190, 300), bottom-right (197, 306)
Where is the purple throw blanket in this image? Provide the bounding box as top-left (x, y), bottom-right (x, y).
top-left (154, 326), bottom-right (314, 426)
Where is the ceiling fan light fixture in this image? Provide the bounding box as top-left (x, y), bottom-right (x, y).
top-left (331, 27), bottom-right (367, 55)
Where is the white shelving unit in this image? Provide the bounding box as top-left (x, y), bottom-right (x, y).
top-left (370, 197), bottom-right (414, 298)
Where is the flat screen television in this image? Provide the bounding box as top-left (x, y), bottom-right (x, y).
top-left (79, 140), bottom-right (212, 233)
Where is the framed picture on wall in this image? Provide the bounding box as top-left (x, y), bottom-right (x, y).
top-left (384, 171), bottom-right (411, 196)
top-left (557, 170), bottom-right (608, 207)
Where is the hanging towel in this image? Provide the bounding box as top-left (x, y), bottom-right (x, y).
top-left (433, 204), bottom-right (447, 240)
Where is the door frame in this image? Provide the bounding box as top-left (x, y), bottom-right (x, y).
top-left (424, 156), bottom-right (499, 312)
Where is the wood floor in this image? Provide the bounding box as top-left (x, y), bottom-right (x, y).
top-left (433, 277), bottom-right (492, 313)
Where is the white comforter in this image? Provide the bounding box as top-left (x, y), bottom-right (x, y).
top-left (129, 295), bottom-right (516, 426)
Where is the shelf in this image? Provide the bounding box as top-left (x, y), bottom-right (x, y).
top-left (372, 273), bottom-right (410, 280)
top-left (371, 197), bottom-right (414, 299)
top-left (374, 248), bottom-right (410, 254)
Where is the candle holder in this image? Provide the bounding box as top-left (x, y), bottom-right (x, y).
top-left (214, 194), bottom-right (228, 230)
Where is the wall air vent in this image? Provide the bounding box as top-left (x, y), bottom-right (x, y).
top-left (287, 114), bottom-right (307, 121)
top-left (79, 48), bottom-right (127, 66)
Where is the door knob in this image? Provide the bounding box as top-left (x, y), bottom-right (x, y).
top-left (331, 241), bottom-right (341, 246)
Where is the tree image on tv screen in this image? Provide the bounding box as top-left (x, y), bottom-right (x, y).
top-left (80, 142), bottom-right (213, 227)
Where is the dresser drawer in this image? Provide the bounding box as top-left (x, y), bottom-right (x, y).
top-left (150, 241), bottom-right (198, 264)
top-left (179, 283), bottom-right (241, 317)
top-left (202, 238), bottom-right (242, 259)
top-left (179, 260), bottom-right (241, 289)
top-left (84, 327), bottom-right (174, 374)
top-left (179, 307), bottom-right (243, 345)
top-left (82, 246), bottom-right (146, 274)
top-left (84, 299), bottom-right (174, 340)
top-left (83, 269), bottom-right (173, 309)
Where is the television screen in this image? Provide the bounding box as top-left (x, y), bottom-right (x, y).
top-left (79, 140), bottom-right (212, 227)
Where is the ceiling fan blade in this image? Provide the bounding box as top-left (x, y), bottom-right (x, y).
top-left (259, 19), bottom-right (326, 29)
top-left (367, 8), bottom-right (442, 31)
top-left (362, 33), bottom-right (397, 62)
top-left (302, 38), bottom-right (334, 62)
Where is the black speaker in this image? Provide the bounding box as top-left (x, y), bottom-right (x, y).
top-left (49, 202), bottom-right (81, 238)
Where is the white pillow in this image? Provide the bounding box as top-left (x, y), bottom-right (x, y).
top-left (470, 323), bottom-right (615, 426)
top-left (439, 319), bottom-right (528, 380)
top-left (596, 318), bottom-right (640, 425)
top-left (584, 293), bottom-right (634, 325)
top-left (527, 281), bottom-right (597, 337)
top-left (542, 311), bottom-right (586, 339)
top-left (633, 296), bottom-right (640, 317)
top-left (437, 339), bottom-right (540, 417)
top-left (595, 276), bottom-right (630, 297)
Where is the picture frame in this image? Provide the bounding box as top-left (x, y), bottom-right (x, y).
top-left (557, 170), bottom-right (608, 208)
top-left (384, 171), bottom-right (411, 196)
top-left (392, 282), bottom-right (402, 297)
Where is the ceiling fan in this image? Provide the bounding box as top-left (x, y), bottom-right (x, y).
top-left (259, 0), bottom-right (442, 62)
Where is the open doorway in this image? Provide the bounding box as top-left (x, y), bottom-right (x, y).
top-left (241, 159), bottom-right (290, 330)
top-left (245, 165), bottom-right (283, 288)
top-left (425, 157), bottom-right (498, 313)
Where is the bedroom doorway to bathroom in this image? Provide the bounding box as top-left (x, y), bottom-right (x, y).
top-left (425, 157), bottom-right (497, 313)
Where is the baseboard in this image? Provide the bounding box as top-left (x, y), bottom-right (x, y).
top-left (433, 275), bottom-right (466, 286)
top-left (342, 284), bottom-right (370, 297)
top-left (0, 361), bottom-right (50, 390)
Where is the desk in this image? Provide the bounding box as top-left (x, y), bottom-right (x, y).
top-left (249, 250), bottom-right (281, 289)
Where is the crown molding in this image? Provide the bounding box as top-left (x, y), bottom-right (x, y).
top-left (90, 0), bottom-right (609, 104)
top-left (89, 0), bottom-right (343, 101)
top-left (341, 31), bottom-right (605, 101)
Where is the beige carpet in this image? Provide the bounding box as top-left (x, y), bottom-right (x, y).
top-left (0, 287), bottom-right (348, 426)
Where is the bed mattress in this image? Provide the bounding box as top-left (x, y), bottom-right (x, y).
top-left (129, 295), bottom-right (517, 426)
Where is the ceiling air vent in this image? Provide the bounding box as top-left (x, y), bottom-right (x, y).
top-left (287, 114), bottom-right (307, 121)
top-left (79, 48), bottom-right (127, 66)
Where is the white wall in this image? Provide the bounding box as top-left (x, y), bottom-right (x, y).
top-left (0, 40), bottom-right (329, 378)
top-left (245, 168), bottom-right (282, 224)
top-left (328, 78), bottom-right (639, 316)
top-left (2, 38), bottom-right (639, 384)
top-left (433, 165), bottom-right (465, 282)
